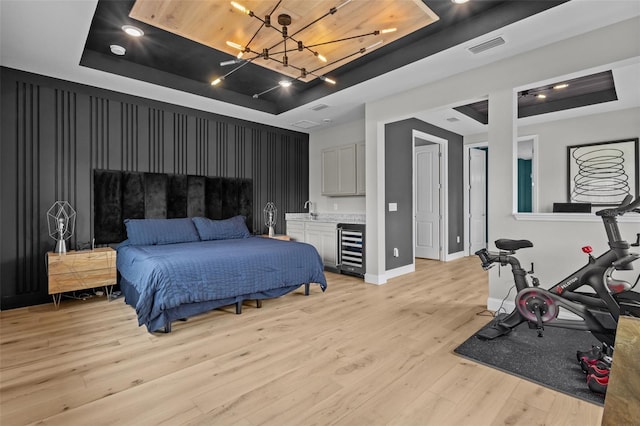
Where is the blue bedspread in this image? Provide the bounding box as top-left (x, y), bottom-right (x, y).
top-left (117, 237), bottom-right (327, 329)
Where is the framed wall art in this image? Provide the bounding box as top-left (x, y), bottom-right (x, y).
top-left (567, 138), bottom-right (639, 206)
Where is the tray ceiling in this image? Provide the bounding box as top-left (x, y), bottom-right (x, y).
top-left (129, 0), bottom-right (438, 84)
top-left (80, 1), bottom-right (569, 114)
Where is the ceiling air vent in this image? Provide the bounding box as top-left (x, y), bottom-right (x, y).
top-left (292, 120), bottom-right (320, 129)
top-left (310, 104), bottom-right (329, 111)
top-left (468, 36), bottom-right (505, 54)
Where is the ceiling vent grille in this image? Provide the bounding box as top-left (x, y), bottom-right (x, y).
top-left (292, 120), bottom-right (320, 129)
top-left (310, 104), bottom-right (329, 111)
top-left (468, 36), bottom-right (505, 54)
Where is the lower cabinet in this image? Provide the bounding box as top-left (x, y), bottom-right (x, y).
top-left (286, 221), bottom-right (337, 269)
top-left (286, 221), bottom-right (305, 244)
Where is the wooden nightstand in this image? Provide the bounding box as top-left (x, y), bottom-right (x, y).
top-left (47, 247), bottom-right (117, 308)
top-left (261, 234), bottom-right (291, 241)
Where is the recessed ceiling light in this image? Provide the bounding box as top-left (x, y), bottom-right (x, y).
top-left (110, 45), bottom-right (126, 56)
top-left (553, 83), bottom-right (569, 90)
top-left (122, 25), bottom-right (144, 37)
top-left (451, 0), bottom-right (469, 4)
top-left (279, 80), bottom-right (292, 88)
top-left (536, 94), bottom-right (547, 99)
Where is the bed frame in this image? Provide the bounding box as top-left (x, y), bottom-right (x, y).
top-left (120, 275), bottom-right (311, 333)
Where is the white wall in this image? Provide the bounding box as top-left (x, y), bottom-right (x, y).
top-left (308, 119), bottom-right (366, 214)
top-left (485, 107), bottom-right (640, 306)
top-left (467, 107), bottom-right (640, 213)
top-left (362, 15), bottom-right (640, 290)
top-left (522, 108), bottom-right (640, 212)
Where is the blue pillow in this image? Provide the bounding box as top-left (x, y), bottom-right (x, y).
top-left (192, 215), bottom-right (251, 240)
top-left (124, 218), bottom-right (200, 245)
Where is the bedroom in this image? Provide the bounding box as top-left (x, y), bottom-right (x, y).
top-left (2, 0), bottom-right (640, 424)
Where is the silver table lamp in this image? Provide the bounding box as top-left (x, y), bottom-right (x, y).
top-left (263, 202), bottom-right (277, 237)
top-left (47, 201), bottom-right (76, 253)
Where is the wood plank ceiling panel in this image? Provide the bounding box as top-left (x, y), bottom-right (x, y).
top-left (130, 0), bottom-right (439, 82)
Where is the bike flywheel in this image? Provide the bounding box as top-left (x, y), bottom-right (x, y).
top-left (515, 288), bottom-right (558, 323)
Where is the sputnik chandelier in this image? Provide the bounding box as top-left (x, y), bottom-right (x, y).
top-left (211, 0), bottom-right (396, 98)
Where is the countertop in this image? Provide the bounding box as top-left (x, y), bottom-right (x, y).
top-left (285, 213), bottom-right (365, 224)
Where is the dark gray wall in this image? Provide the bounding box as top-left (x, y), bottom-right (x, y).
top-left (385, 118), bottom-right (464, 270)
top-left (0, 66), bottom-right (309, 309)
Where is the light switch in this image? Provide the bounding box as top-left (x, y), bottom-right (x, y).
top-left (389, 202), bottom-right (397, 212)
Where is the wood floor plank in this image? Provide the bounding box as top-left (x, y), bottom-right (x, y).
top-left (0, 256), bottom-right (605, 425)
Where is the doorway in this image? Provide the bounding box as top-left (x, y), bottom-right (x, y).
top-left (413, 130), bottom-right (448, 261)
top-left (464, 142), bottom-right (488, 255)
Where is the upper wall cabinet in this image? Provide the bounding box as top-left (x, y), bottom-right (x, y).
top-left (322, 143), bottom-right (365, 196)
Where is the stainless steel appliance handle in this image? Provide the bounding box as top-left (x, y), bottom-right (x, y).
top-left (336, 227), bottom-right (342, 267)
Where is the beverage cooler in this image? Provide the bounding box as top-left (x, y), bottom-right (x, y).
top-left (337, 223), bottom-right (365, 278)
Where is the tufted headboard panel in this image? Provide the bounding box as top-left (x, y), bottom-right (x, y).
top-left (94, 169), bottom-right (253, 244)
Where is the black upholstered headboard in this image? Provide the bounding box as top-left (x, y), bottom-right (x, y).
top-left (94, 169), bottom-right (253, 244)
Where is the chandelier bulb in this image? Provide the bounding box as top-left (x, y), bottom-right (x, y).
top-left (231, 1), bottom-right (250, 15)
top-left (226, 41), bottom-right (243, 50)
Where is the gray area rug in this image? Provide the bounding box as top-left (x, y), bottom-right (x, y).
top-left (454, 317), bottom-right (605, 405)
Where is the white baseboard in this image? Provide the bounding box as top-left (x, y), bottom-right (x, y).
top-left (386, 263), bottom-right (416, 280)
top-left (487, 297), bottom-right (515, 316)
top-left (445, 251), bottom-right (465, 261)
top-left (364, 273), bottom-right (386, 285)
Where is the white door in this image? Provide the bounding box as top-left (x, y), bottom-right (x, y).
top-left (415, 144), bottom-right (440, 259)
top-left (469, 148), bottom-right (487, 254)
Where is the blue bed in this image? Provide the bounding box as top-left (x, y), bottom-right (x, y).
top-left (116, 216), bottom-right (327, 332)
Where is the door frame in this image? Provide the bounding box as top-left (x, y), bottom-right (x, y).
top-left (464, 141), bottom-right (488, 256)
top-left (412, 130), bottom-right (448, 261)
top-left (513, 135), bottom-right (539, 214)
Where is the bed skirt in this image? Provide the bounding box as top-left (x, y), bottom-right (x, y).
top-left (120, 276), bottom-right (307, 332)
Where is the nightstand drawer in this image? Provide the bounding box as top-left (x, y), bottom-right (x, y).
top-left (47, 247), bottom-right (117, 306)
top-left (48, 268), bottom-right (117, 294)
top-left (48, 250), bottom-right (115, 275)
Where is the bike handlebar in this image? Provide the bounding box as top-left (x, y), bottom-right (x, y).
top-left (475, 249), bottom-right (494, 270)
top-left (596, 195), bottom-right (640, 217)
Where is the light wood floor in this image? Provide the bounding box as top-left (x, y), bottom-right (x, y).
top-left (1, 257), bottom-right (603, 425)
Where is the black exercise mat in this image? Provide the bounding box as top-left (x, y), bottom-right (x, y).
top-left (454, 318), bottom-right (605, 405)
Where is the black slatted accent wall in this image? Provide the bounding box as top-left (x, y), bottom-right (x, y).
top-left (0, 67), bottom-right (309, 309)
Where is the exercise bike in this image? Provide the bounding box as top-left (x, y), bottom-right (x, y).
top-left (475, 195), bottom-right (640, 346)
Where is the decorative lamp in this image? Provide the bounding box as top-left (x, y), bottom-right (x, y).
top-left (47, 201), bottom-right (76, 253)
top-left (263, 202), bottom-right (277, 237)
top-left (213, 0), bottom-right (398, 98)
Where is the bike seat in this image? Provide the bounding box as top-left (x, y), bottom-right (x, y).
top-left (495, 239), bottom-right (533, 251)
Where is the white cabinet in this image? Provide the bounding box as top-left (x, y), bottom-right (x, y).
top-left (322, 143), bottom-right (364, 196)
top-left (306, 222), bottom-right (337, 267)
top-left (286, 221), bottom-right (337, 268)
top-left (356, 143), bottom-right (365, 195)
top-left (286, 221), bottom-right (305, 243)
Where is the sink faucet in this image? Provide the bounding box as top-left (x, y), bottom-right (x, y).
top-left (304, 201), bottom-right (317, 220)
